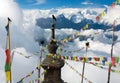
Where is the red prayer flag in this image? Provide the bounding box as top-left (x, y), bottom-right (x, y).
top-left (94, 57), bottom-right (100, 61)
top-left (82, 27), bottom-right (85, 30)
top-left (111, 3), bottom-right (115, 8)
top-left (111, 57), bottom-right (116, 66)
top-left (80, 57), bottom-right (84, 61)
top-left (96, 16), bottom-right (100, 20)
top-left (5, 49), bottom-right (11, 82)
top-left (5, 49), bottom-right (10, 63)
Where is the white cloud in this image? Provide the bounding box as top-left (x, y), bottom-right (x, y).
top-left (81, 1), bottom-right (93, 5)
top-left (0, 0), bottom-right (23, 27)
top-left (101, 5), bottom-right (120, 25)
top-left (104, 5), bottom-right (109, 8)
top-left (30, 0), bottom-right (46, 5)
top-left (35, 0), bottom-right (46, 5)
top-left (0, 70), bottom-right (6, 83)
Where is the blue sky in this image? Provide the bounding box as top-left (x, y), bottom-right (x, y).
top-left (15, 0), bottom-right (115, 9)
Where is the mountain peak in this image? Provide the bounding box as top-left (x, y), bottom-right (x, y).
top-left (23, 7), bottom-right (120, 30)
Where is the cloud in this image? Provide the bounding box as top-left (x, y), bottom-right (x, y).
top-left (35, 0), bottom-right (46, 5)
top-left (0, 0), bottom-right (23, 27)
top-left (30, 0), bottom-right (46, 6)
top-left (101, 5), bottom-right (120, 25)
top-left (104, 5), bottom-right (109, 8)
top-left (0, 0), bottom-right (45, 82)
top-left (0, 70), bottom-right (6, 83)
top-left (81, 1), bottom-right (93, 5)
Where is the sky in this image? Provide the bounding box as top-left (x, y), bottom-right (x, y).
top-left (15, 0), bottom-right (115, 9)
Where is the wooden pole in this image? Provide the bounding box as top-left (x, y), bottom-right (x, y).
top-left (38, 49), bottom-right (40, 83)
top-left (81, 58), bottom-right (86, 83)
top-left (8, 18), bottom-right (12, 83)
top-left (51, 15), bottom-right (56, 39)
top-left (81, 42), bottom-right (89, 83)
top-left (107, 20), bottom-right (116, 83)
top-left (38, 45), bottom-right (43, 83)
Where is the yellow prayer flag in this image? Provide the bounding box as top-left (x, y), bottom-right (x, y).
top-left (51, 60), bottom-right (55, 63)
top-left (30, 73), bottom-right (32, 75)
top-left (6, 71), bottom-right (10, 82)
top-left (99, 13), bottom-right (102, 17)
top-left (117, 0), bottom-right (120, 3)
top-left (85, 57), bottom-right (88, 62)
top-left (86, 24), bottom-right (89, 28)
top-left (102, 11), bottom-right (105, 16)
top-left (81, 60), bottom-right (84, 63)
top-left (44, 70), bottom-right (47, 73)
top-left (116, 70), bottom-right (120, 73)
top-left (38, 77), bottom-right (40, 80)
top-left (38, 64), bottom-right (41, 69)
top-left (100, 57), bottom-right (104, 61)
top-left (42, 78), bottom-right (44, 81)
top-left (75, 57), bottom-right (77, 61)
top-left (76, 31), bottom-right (80, 35)
top-left (105, 62), bottom-right (109, 66)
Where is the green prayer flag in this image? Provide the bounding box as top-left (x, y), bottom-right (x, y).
top-left (5, 63), bottom-right (10, 71)
top-left (115, 57), bottom-right (119, 63)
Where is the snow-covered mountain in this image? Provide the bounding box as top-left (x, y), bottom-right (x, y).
top-left (23, 7), bottom-right (120, 30)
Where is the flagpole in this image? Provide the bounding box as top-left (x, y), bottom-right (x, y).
top-left (81, 58), bottom-right (86, 83)
top-left (107, 20), bottom-right (116, 83)
top-left (38, 40), bottom-right (44, 83)
top-left (8, 18), bottom-right (12, 83)
top-left (81, 42), bottom-right (89, 83)
top-left (38, 46), bottom-right (42, 83)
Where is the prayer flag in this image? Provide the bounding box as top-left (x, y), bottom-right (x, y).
top-left (111, 3), bottom-right (115, 8)
top-left (96, 16), bottom-right (100, 20)
top-left (5, 17), bottom-right (11, 82)
top-left (5, 18), bottom-right (11, 35)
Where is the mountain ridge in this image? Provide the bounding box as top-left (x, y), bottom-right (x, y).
top-left (23, 8), bottom-right (120, 30)
top-left (36, 14), bottom-right (120, 30)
